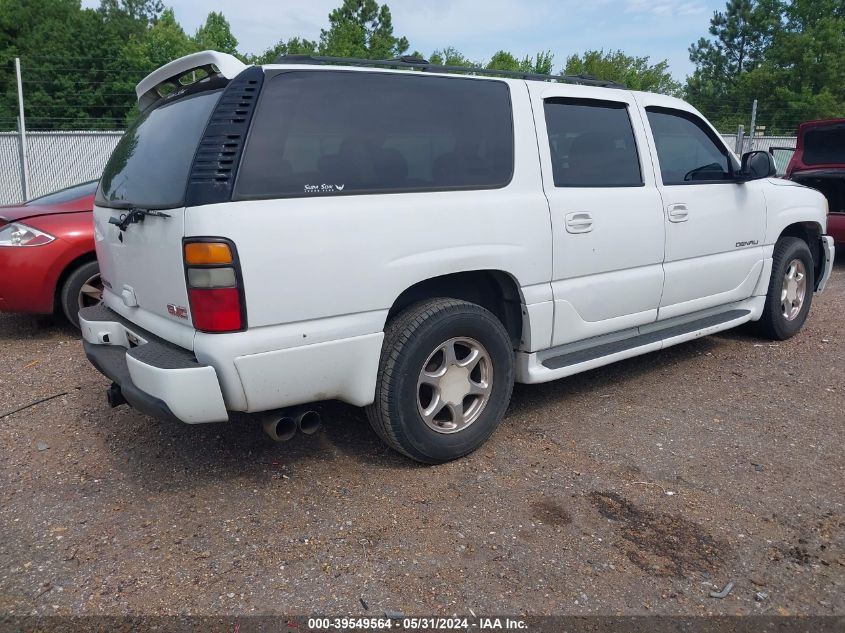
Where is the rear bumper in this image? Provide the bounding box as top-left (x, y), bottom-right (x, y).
top-left (818, 235), bottom-right (836, 293)
top-left (80, 305), bottom-right (229, 424)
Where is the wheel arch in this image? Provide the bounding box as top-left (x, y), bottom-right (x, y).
top-left (53, 251), bottom-right (98, 314)
top-left (386, 270), bottom-right (525, 348)
top-left (777, 221), bottom-right (824, 287)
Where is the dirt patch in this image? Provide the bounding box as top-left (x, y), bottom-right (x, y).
top-left (530, 499), bottom-right (572, 527)
top-left (589, 491), bottom-right (726, 578)
top-left (786, 511), bottom-right (843, 567)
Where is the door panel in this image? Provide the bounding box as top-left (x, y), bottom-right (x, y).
top-left (529, 85), bottom-right (665, 347)
top-left (659, 183), bottom-right (766, 308)
top-left (637, 99), bottom-right (766, 318)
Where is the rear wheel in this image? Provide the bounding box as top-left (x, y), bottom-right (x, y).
top-left (60, 260), bottom-right (102, 328)
top-left (755, 237), bottom-right (814, 340)
top-left (366, 298), bottom-right (514, 464)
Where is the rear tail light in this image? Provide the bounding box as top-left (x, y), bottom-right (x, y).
top-left (184, 239), bottom-right (245, 332)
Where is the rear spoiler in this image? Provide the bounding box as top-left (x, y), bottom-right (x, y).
top-left (135, 50), bottom-right (248, 113)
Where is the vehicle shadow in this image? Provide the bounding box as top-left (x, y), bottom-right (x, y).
top-left (100, 333), bottom-right (723, 492)
top-left (505, 334), bottom-right (721, 421)
top-left (0, 312), bottom-right (78, 341)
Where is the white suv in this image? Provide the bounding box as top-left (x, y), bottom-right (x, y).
top-left (81, 51), bottom-right (835, 463)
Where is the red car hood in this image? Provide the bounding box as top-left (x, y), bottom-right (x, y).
top-left (0, 195), bottom-right (94, 225)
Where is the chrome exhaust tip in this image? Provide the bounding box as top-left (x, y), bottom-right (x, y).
top-left (295, 409), bottom-right (322, 435)
top-left (262, 413), bottom-right (297, 442)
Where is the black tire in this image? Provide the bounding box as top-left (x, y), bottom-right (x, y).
top-left (755, 237), bottom-right (814, 340)
top-left (366, 298), bottom-right (515, 464)
top-left (60, 260), bottom-right (101, 328)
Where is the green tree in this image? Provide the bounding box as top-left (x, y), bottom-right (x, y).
top-left (117, 8), bottom-right (197, 123)
top-left (319, 0), bottom-right (409, 58)
top-left (121, 8), bottom-right (196, 75)
top-left (486, 50), bottom-right (553, 74)
top-left (686, 0), bottom-right (845, 134)
top-left (194, 11), bottom-right (238, 55)
top-left (0, 0), bottom-right (155, 130)
top-left (688, 0), bottom-right (782, 84)
top-left (428, 46), bottom-right (477, 67)
top-left (98, 0), bottom-right (162, 23)
top-left (564, 50), bottom-right (681, 94)
top-left (247, 37), bottom-right (317, 64)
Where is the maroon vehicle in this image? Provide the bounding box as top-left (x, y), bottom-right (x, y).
top-left (785, 119), bottom-right (845, 245)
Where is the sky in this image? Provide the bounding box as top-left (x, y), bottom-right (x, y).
top-left (81, 0), bottom-right (727, 80)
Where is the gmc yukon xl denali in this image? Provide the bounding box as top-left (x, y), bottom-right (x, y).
top-left (80, 51), bottom-right (835, 463)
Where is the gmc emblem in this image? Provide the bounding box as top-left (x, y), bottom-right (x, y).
top-left (167, 304), bottom-right (189, 320)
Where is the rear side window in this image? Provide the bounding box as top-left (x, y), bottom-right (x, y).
top-left (96, 90), bottom-right (222, 209)
top-left (235, 71), bottom-right (514, 198)
top-left (543, 98), bottom-right (642, 187)
top-left (646, 107), bottom-right (733, 185)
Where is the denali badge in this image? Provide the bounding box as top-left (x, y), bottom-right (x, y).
top-left (167, 304), bottom-right (189, 319)
top-left (736, 240), bottom-right (760, 247)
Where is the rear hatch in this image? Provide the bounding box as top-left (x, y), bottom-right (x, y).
top-left (788, 119), bottom-right (845, 176)
top-left (94, 88), bottom-right (224, 349)
top-left (787, 119), bottom-right (845, 218)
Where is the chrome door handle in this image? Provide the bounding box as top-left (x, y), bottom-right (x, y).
top-left (667, 203), bottom-right (689, 223)
top-left (565, 212), bottom-right (593, 234)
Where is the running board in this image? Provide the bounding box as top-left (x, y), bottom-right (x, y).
top-left (516, 307), bottom-right (755, 385)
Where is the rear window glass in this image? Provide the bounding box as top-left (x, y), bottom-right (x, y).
top-left (804, 125), bottom-right (845, 165)
top-left (96, 90), bottom-right (222, 209)
top-left (544, 98), bottom-right (642, 187)
top-left (235, 71), bottom-right (514, 198)
top-left (29, 180), bottom-right (97, 205)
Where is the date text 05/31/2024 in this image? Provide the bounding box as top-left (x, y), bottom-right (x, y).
top-left (306, 617), bottom-right (528, 630)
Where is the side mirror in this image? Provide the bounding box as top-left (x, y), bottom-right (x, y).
top-left (739, 150), bottom-right (777, 181)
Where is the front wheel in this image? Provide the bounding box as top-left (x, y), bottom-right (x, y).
top-left (755, 237), bottom-right (814, 340)
top-left (60, 260), bottom-right (102, 328)
top-left (366, 298), bottom-right (515, 464)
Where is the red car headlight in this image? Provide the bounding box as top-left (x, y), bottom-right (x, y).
top-left (0, 222), bottom-right (55, 247)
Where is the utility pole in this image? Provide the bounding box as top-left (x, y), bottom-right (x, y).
top-left (15, 57), bottom-right (30, 201)
top-left (735, 125), bottom-right (745, 155)
top-left (748, 99), bottom-right (758, 153)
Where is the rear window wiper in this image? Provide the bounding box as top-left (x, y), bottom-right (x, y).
top-left (108, 207), bottom-right (172, 232)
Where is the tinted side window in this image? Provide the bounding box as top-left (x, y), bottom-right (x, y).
top-left (235, 71), bottom-right (514, 198)
top-left (646, 108), bottom-right (733, 185)
top-left (544, 99), bottom-right (642, 187)
top-left (96, 90), bottom-right (222, 209)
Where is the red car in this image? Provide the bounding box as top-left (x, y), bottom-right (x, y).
top-left (785, 118), bottom-right (845, 245)
top-left (0, 180), bottom-right (100, 327)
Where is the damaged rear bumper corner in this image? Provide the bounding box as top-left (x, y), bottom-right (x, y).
top-left (80, 305), bottom-right (229, 424)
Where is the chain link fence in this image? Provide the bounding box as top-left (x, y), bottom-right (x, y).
top-left (0, 130), bottom-right (799, 206)
top-left (0, 131), bottom-right (122, 204)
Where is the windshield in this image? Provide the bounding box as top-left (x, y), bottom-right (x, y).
top-left (29, 180), bottom-right (97, 205)
top-left (96, 90), bottom-right (222, 209)
top-left (804, 124), bottom-right (845, 166)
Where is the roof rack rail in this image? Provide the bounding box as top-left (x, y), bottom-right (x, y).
top-left (273, 54), bottom-right (625, 89)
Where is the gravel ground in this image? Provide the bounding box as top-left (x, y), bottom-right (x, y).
top-left (0, 258), bottom-right (843, 618)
